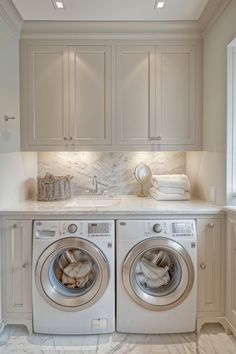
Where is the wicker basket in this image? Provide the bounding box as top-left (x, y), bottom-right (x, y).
top-left (37, 173), bottom-right (73, 201)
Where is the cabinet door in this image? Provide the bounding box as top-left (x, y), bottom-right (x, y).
top-left (197, 218), bottom-right (224, 315)
top-left (69, 46), bottom-right (112, 145)
top-left (4, 220), bottom-right (32, 315)
top-left (26, 46), bottom-right (69, 146)
top-left (116, 46), bottom-right (156, 145)
top-left (156, 46), bottom-right (196, 145)
top-left (226, 216), bottom-right (236, 329)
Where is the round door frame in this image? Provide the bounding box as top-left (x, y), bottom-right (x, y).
top-left (35, 237), bottom-right (109, 312)
top-left (122, 237), bottom-right (194, 311)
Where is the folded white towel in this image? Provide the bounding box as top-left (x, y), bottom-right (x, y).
top-left (157, 187), bottom-right (186, 195)
top-left (151, 174), bottom-right (190, 190)
top-left (149, 187), bottom-right (190, 201)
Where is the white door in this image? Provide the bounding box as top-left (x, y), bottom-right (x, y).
top-left (116, 46), bottom-right (156, 145)
top-left (156, 46), bottom-right (196, 145)
top-left (69, 46), bottom-right (112, 145)
top-left (4, 220), bottom-right (32, 315)
top-left (197, 218), bottom-right (224, 315)
top-left (26, 46), bottom-right (69, 146)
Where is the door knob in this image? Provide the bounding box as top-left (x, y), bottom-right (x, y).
top-left (207, 223), bottom-right (215, 228)
top-left (200, 263), bottom-right (206, 269)
top-left (22, 263), bottom-right (29, 269)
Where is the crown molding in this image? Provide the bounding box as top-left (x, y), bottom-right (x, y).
top-left (0, 0), bottom-right (23, 37)
top-left (16, 1), bottom-right (232, 40)
top-left (199, 0), bottom-right (232, 36)
top-left (21, 20), bottom-right (202, 39)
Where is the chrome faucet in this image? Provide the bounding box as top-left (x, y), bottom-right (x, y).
top-left (92, 175), bottom-right (98, 194)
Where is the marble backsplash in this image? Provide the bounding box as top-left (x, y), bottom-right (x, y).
top-left (38, 152), bottom-right (186, 196)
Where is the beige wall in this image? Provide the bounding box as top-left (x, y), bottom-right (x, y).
top-left (187, 0), bottom-right (236, 205)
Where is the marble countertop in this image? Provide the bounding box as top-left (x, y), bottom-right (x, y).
top-left (0, 195), bottom-right (223, 216)
top-left (223, 205), bottom-right (236, 214)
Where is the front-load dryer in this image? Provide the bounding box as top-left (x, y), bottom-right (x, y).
top-left (116, 220), bottom-right (197, 334)
top-left (32, 220), bottom-right (115, 335)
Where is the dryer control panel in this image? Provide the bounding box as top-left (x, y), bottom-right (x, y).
top-left (146, 220), bottom-right (196, 239)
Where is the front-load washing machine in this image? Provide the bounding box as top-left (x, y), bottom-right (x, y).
top-left (117, 220), bottom-right (197, 334)
top-left (32, 220), bottom-right (115, 335)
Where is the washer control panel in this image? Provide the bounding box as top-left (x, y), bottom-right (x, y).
top-left (33, 220), bottom-right (114, 239)
top-left (146, 220), bottom-right (196, 239)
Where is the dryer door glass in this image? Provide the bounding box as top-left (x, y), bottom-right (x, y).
top-left (35, 237), bottom-right (109, 311)
top-left (123, 238), bottom-right (194, 311)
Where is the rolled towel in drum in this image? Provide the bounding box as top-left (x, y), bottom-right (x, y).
top-left (63, 260), bottom-right (92, 279)
top-left (136, 259), bottom-right (170, 288)
top-left (61, 273), bottom-right (77, 288)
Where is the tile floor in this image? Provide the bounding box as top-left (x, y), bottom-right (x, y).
top-left (0, 324), bottom-right (236, 354)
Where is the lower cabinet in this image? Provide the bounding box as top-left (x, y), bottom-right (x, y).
top-left (226, 215), bottom-right (236, 332)
top-left (197, 218), bottom-right (225, 321)
top-left (1, 219), bottom-right (32, 330)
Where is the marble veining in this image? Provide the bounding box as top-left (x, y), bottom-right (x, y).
top-left (38, 152), bottom-right (186, 196)
top-left (0, 324), bottom-right (236, 353)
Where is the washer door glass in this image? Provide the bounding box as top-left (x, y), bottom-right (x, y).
top-left (35, 237), bottom-right (109, 311)
top-left (123, 238), bottom-right (194, 311)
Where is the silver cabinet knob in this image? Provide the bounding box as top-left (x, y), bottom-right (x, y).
top-left (153, 223), bottom-right (162, 233)
top-left (200, 263), bottom-right (206, 269)
top-left (207, 223), bottom-right (215, 228)
top-left (22, 263), bottom-right (29, 269)
top-left (64, 137), bottom-right (68, 141)
top-left (156, 136), bottom-right (162, 141)
top-left (13, 224), bottom-right (21, 229)
top-left (150, 136), bottom-right (156, 141)
top-left (69, 137), bottom-right (73, 140)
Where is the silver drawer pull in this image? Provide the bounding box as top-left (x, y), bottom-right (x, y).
top-left (156, 136), bottom-right (162, 141)
top-left (207, 223), bottom-right (215, 228)
top-left (200, 263), bottom-right (206, 270)
top-left (150, 136), bottom-right (156, 141)
top-left (22, 263), bottom-right (29, 269)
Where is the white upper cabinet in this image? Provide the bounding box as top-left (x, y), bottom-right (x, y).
top-left (21, 45), bottom-right (69, 147)
top-left (116, 46), bottom-right (155, 145)
top-left (156, 46), bottom-right (196, 145)
top-left (20, 40), bottom-right (202, 151)
top-left (69, 46), bottom-right (112, 145)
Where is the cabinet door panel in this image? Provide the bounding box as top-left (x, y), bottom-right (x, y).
top-left (116, 46), bottom-right (155, 145)
top-left (156, 46), bottom-right (196, 145)
top-left (226, 217), bottom-right (236, 329)
top-left (69, 46), bottom-right (112, 145)
top-left (197, 218), bottom-right (223, 314)
top-left (27, 46), bottom-right (69, 145)
top-left (5, 220), bottom-right (32, 314)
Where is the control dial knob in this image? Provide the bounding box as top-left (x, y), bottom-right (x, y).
top-left (68, 224), bottom-right (77, 234)
top-left (153, 223), bottom-right (162, 233)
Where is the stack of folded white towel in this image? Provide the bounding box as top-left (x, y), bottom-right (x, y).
top-left (149, 174), bottom-right (191, 201)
